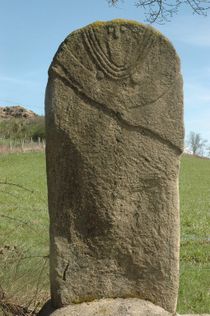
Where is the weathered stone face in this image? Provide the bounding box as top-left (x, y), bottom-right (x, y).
top-left (45, 20), bottom-right (184, 313)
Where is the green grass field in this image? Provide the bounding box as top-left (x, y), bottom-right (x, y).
top-left (178, 154), bottom-right (210, 313)
top-left (0, 152), bottom-right (210, 314)
top-left (0, 152), bottom-right (49, 312)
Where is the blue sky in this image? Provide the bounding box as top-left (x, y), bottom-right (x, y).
top-left (0, 0), bottom-right (209, 142)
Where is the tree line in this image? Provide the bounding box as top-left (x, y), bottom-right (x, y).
top-left (0, 116), bottom-right (45, 142)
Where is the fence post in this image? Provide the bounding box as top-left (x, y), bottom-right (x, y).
top-left (9, 139), bottom-right (12, 153)
top-left (21, 139), bottom-right (24, 152)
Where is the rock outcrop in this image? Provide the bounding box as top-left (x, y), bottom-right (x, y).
top-left (0, 106), bottom-right (37, 120)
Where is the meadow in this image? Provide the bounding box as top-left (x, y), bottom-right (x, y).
top-left (0, 153), bottom-right (49, 313)
top-left (0, 152), bottom-right (210, 314)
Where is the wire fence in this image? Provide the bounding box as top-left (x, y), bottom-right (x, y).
top-left (0, 167), bottom-right (49, 315)
top-left (0, 139), bottom-right (45, 154)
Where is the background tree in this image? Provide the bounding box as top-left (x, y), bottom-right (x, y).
top-left (107, 0), bottom-right (210, 23)
top-left (187, 131), bottom-right (207, 156)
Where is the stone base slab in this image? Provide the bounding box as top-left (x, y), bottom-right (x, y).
top-left (39, 298), bottom-right (174, 316)
top-left (38, 299), bottom-right (210, 316)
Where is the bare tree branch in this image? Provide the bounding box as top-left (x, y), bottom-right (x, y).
top-left (107, 0), bottom-right (210, 23)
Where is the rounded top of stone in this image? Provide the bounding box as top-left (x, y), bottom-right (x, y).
top-left (89, 18), bottom-right (145, 27)
top-left (49, 18), bottom-right (183, 152)
top-left (68, 19), bottom-right (176, 53)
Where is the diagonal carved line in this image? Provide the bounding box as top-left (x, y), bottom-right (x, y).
top-left (50, 63), bottom-right (182, 155)
top-left (83, 30), bottom-right (130, 79)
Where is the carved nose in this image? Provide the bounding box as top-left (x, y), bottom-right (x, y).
top-left (113, 26), bottom-right (120, 39)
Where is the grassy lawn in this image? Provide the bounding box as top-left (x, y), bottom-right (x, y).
top-left (0, 152), bottom-right (210, 313)
top-left (178, 154), bottom-right (210, 314)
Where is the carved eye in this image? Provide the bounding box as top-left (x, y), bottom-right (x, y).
top-left (113, 27), bottom-right (120, 39)
top-left (107, 26), bottom-right (121, 39)
top-left (108, 26), bottom-right (114, 34)
top-left (121, 26), bottom-right (127, 32)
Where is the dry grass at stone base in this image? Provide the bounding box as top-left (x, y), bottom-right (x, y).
top-left (0, 152), bottom-right (210, 315)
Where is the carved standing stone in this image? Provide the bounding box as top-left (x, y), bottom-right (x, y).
top-left (45, 20), bottom-right (184, 313)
